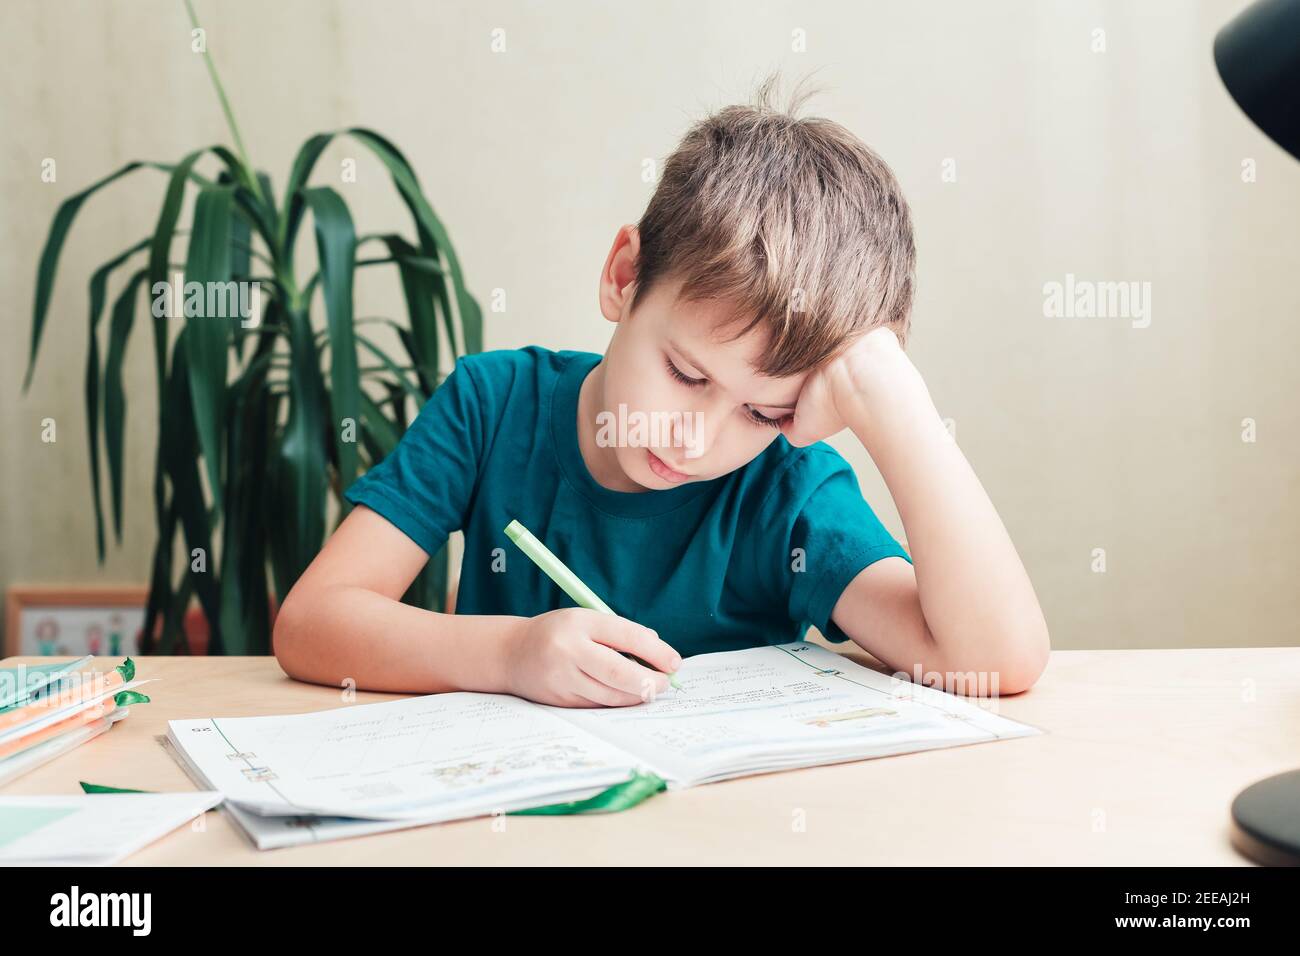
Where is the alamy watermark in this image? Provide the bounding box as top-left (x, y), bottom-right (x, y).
top-left (595, 404), bottom-right (706, 458)
top-left (50, 886), bottom-right (151, 935)
top-left (151, 272), bottom-right (262, 328)
top-left (1043, 273), bottom-right (1152, 328)
top-left (890, 665), bottom-right (1003, 710)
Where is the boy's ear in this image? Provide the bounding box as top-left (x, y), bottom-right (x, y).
top-left (599, 225), bottom-right (641, 323)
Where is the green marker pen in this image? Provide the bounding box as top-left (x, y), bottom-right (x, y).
top-left (504, 519), bottom-right (682, 690)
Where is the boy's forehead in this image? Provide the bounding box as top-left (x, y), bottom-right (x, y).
top-left (662, 304), bottom-right (806, 404)
top-left (665, 297), bottom-right (760, 362)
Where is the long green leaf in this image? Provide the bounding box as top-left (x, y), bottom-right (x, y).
top-left (28, 158), bottom-right (218, 393)
top-left (161, 332), bottom-right (222, 648)
top-left (218, 348), bottom-right (274, 655)
top-left (184, 185), bottom-right (236, 521)
top-left (228, 186), bottom-right (253, 362)
top-left (302, 187), bottom-right (360, 498)
top-left (84, 240), bottom-right (151, 560)
top-left (348, 128), bottom-right (483, 356)
top-left (103, 268), bottom-right (148, 542)
top-left (28, 163), bottom-right (148, 391)
top-left (279, 132), bottom-right (333, 263)
top-left (269, 307), bottom-right (327, 601)
top-left (149, 148), bottom-right (208, 385)
top-left (376, 234), bottom-right (440, 393)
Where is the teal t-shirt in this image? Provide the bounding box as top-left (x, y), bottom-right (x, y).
top-left (343, 346), bottom-right (912, 658)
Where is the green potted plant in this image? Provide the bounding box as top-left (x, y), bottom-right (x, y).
top-left (23, 1), bottom-right (482, 655)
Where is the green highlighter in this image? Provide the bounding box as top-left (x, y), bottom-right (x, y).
top-left (504, 519), bottom-right (682, 690)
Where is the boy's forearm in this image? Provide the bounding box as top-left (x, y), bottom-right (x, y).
top-left (275, 585), bottom-right (525, 695)
top-left (843, 358), bottom-right (1049, 673)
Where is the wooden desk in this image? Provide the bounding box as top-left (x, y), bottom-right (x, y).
top-left (2, 647), bottom-right (1295, 865)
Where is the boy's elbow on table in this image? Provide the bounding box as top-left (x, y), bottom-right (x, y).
top-left (989, 622), bottom-right (1052, 695)
top-left (272, 586), bottom-right (316, 679)
top-left (926, 618), bottom-right (1051, 697)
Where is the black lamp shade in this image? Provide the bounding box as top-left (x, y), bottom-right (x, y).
top-left (1214, 0), bottom-right (1300, 161)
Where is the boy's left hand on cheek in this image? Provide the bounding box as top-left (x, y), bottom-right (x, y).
top-left (782, 326), bottom-right (918, 448)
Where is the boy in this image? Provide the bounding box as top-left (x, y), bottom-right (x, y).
top-left (274, 78), bottom-right (1050, 705)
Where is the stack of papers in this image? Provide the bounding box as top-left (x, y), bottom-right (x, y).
top-left (0, 657), bottom-right (151, 786)
top-left (0, 792), bottom-right (222, 865)
top-left (167, 642), bottom-right (1041, 849)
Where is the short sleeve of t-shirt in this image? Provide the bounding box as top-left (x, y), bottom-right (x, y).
top-left (343, 357), bottom-right (485, 555)
top-left (756, 446), bottom-right (913, 644)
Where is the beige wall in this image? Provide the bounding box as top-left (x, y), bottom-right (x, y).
top-left (2, 0), bottom-right (1296, 651)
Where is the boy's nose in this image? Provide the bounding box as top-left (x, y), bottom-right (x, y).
top-left (679, 400), bottom-right (726, 460)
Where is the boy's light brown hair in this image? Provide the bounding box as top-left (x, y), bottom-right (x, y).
top-left (629, 72), bottom-right (916, 377)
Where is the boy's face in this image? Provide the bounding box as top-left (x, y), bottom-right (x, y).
top-left (590, 267), bottom-right (808, 492)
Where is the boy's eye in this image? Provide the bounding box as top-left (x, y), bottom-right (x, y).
top-left (745, 406), bottom-right (788, 429)
top-left (665, 355), bottom-right (788, 429)
top-left (665, 356), bottom-right (706, 387)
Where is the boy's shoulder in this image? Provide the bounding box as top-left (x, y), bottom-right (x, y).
top-left (455, 345), bottom-right (595, 391)
top-left (739, 434), bottom-right (860, 514)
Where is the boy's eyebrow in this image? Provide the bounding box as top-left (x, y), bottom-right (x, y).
top-left (669, 339), bottom-right (714, 380)
top-left (669, 339), bottom-right (798, 410)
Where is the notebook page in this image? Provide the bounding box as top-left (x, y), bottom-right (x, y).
top-left (544, 642), bottom-right (1041, 787)
top-left (168, 691), bottom-right (643, 821)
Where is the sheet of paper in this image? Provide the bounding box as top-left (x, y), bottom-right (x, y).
top-left (0, 791), bottom-right (223, 865)
top-left (546, 642), bottom-right (1042, 786)
top-left (168, 691), bottom-right (642, 820)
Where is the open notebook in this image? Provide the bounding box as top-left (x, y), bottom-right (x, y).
top-left (167, 642), bottom-right (1040, 845)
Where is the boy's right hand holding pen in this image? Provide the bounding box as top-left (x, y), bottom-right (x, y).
top-left (503, 519), bottom-right (683, 708)
top-left (505, 607), bottom-right (681, 708)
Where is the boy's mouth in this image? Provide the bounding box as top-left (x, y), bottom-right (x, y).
top-left (647, 450), bottom-right (691, 484)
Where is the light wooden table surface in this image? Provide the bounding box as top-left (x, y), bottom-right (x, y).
top-left (2, 646), bottom-right (1296, 865)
